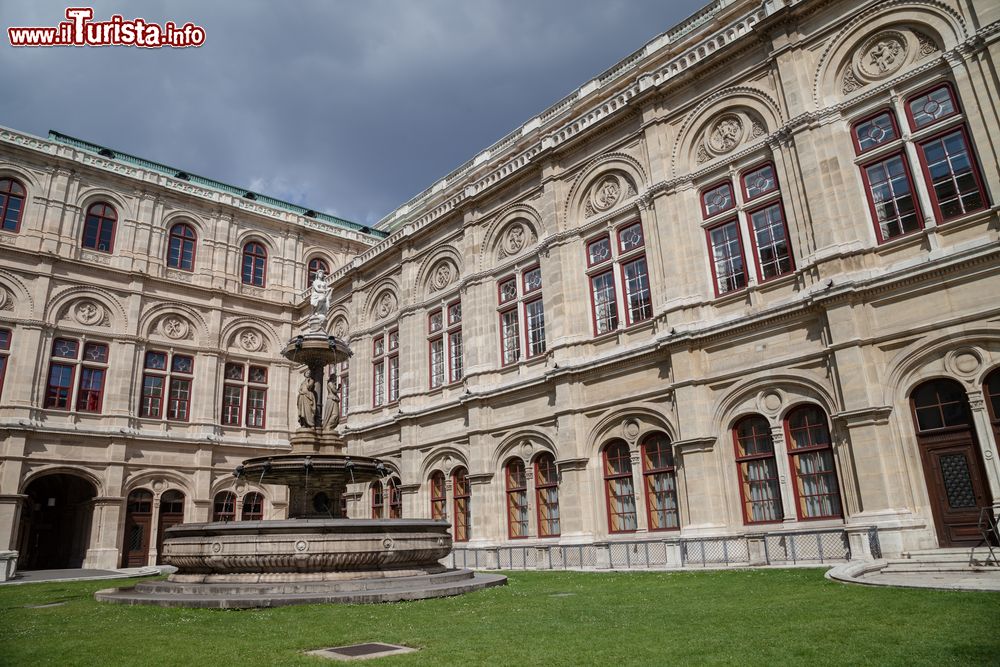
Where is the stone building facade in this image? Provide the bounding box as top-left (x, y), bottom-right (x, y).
top-left (2, 0), bottom-right (1000, 570)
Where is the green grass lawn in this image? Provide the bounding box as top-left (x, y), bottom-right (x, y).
top-left (1, 569), bottom-right (997, 666)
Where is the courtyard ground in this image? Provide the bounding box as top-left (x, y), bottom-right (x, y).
top-left (1, 568), bottom-right (997, 666)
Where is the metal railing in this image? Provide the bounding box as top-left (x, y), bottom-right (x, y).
top-left (446, 527), bottom-right (875, 571)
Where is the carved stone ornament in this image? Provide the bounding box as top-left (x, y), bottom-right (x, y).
top-left (696, 144), bottom-right (712, 164)
top-left (503, 224), bottom-right (525, 256)
top-left (161, 316), bottom-right (190, 340)
top-left (375, 291), bottom-right (396, 320)
top-left (622, 418), bottom-right (641, 444)
top-left (914, 31), bottom-right (938, 58)
top-left (842, 68), bottom-right (863, 94)
top-left (333, 317), bottom-right (348, 340)
top-left (591, 175), bottom-right (622, 212)
top-left (0, 288), bottom-right (10, 311)
top-left (708, 115), bottom-right (744, 154)
top-left (859, 32), bottom-right (906, 78)
top-left (239, 329), bottom-right (264, 352)
top-left (430, 261), bottom-right (454, 292)
top-left (73, 300), bottom-right (104, 326)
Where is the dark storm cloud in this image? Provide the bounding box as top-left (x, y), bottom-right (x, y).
top-left (1, 1), bottom-right (706, 225)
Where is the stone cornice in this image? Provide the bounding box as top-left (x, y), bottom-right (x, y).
top-left (832, 406), bottom-right (893, 427)
top-left (673, 437), bottom-right (717, 453)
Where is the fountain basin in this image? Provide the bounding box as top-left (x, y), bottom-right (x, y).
top-left (162, 518), bottom-right (451, 582)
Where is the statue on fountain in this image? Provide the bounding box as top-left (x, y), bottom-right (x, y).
top-left (322, 372), bottom-right (341, 431)
top-left (308, 269), bottom-right (331, 331)
top-left (296, 370), bottom-right (318, 428)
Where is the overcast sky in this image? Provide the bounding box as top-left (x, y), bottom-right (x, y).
top-left (2, 1), bottom-right (706, 226)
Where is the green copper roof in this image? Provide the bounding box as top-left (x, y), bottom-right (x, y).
top-left (48, 130), bottom-right (386, 239)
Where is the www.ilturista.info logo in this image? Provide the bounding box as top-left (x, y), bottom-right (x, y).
top-left (8, 7), bottom-right (205, 48)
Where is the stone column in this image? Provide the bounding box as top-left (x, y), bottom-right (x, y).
top-left (966, 389), bottom-right (1000, 512)
top-left (399, 483), bottom-right (421, 519)
top-left (629, 446), bottom-right (649, 534)
top-left (770, 425), bottom-right (797, 524)
top-left (554, 458), bottom-right (591, 542)
top-left (672, 437), bottom-right (723, 532)
top-left (832, 406), bottom-right (907, 516)
top-left (465, 473), bottom-right (494, 546)
top-left (83, 497), bottom-right (124, 570)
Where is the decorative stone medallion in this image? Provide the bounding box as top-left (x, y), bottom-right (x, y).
top-left (708, 114), bottom-right (744, 154)
top-left (503, 224), bottom-right (525, 256)
top-left (375, 292), bottom-right (396, 320)
top-left (295, 540), bottom-right (309, 552)
top-left (0, 288), bottom-right (9, 311)
top-left (161, 316), bottom-right (189, 340)
top-left (947, 348), bottom-right (982, 377)
top-left (761, 390), bottom-right (783, 414)
top-left (622, 418), bottom-right (641, 444)
top-left (382, 538), bottom-right (394, 550)
top-left (333, 317), bottom-right (348, 340)
top-left (590, 175), bottom-right (622, 213)
top-left (239, 329), bottom-right (263, 352)
top-left (430, 262), bottom-right (453, 292)
top-left (858, 31), bottom-right (906, 78)
top-left (73, 300), bottom-right (104, 326)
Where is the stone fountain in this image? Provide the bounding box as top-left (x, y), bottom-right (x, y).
top-left (96, 272), bottom-right (505, 608)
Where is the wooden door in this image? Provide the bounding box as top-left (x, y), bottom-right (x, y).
top-left (121, 490), bottom-right (152, 568)
top-left (917, 432), bottom-right (992, 547)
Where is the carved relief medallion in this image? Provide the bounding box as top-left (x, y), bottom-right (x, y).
top-left (333, 317), bottom-right (348, 340)
top-left (239, 329), bottom-right (264, 352)
top-left (74, 300), bottom-right (104, 326)
top-left (859, 32), bottom-right (905, 78)
top-left (375, 292), bottom-right (396, 319)
top-left (591, 175), bottom-right (622, 212)
top-left (430, 262), bottom-right (454, 292)
top-left (708, 115), bottom-right (744, 153)
top-left (0, 288), bottom-right (9, 311)
top-left (161, 316), bottom-right (190, 340)
top-left (504, 224), bottom-right (525, 255)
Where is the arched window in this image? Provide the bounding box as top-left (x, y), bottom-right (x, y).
top-left (388, 477), bottom-right (402, 519)
top-left (452, 467), bottom-right (470, 542)
top-left (785, 405), bottom-right (842, 520)
top-left (0, 177), bottom-right (26, 232)
top-left (911, 378), bottom-right (972, 432)
top-left (505, 459), bottom-right (528, 538)
top-left (307, 257), bottom-right (330, 285)
top-left (241, 241), bottom-right (267, 286)
top-left (985, 368), bottom-right (1000, 442)
top-left (603, 440), bottom-right (637, 532)
top-left (82, 202), bottom-right (117, 253)
top-left (370, 480), bottom-right (384, 519)
top-left (642, 434), bottom-right (679, 531)
top-left (734, 415), bottom-right (783, 524)
top-left (534, 453), bottom-right (559, 537)
top-left (160, 489), bottom-right (184, 514)
top-left (429, 471), bottom-right (446, 521)
top-left (167, 223), bottom-right (197, 271)
top-left (241, 492), bottom-right (264, 520)
top-left (212, 491), bottom-right (236, 522)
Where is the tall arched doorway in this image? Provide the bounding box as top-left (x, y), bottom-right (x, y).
top-left (17, 473), bottom-right (97, 570)
top-left (155, 490), bottom-right (185, 566)
top-left (121, 489), bottom-right (153, 567)
top-left (910, 379), bottom-right (993, 547)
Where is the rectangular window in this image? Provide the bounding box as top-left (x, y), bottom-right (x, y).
top-left (587, 235), bottom-right (611, 266)
top-left (617, 222), bottom-right (645, 253)
top-left (748, 203), bottom-right (793, 281)
top-left (222, 385), bottom-right (242, 425)
top-left (500, 309), bottom-right (520, 365)
top-left (388, 354), bottom-right (399, 403)
top-left (139, 375), bottom-right (163, 418)
top-left (741, 163), bottom-right (779, 199)
top-left (246, 388), bottom-right (266, 428)
top-left (429, 337), bottom-right (444, 388)
top-left (702, 181), bottom-right (735, 217)
top-left (0, 328), bottom-right (11, 399)
top-left (168, 378), bottom-right (191, 421)
top-left (76, 368), bottom-right (105, 412)
top-left (525, 299), bottom-right (546, 357)
top-left (852, 111), bottom-right (899, 153)
top-left (373, 362), bottom-right (385, 407)
top-left (907, 84), bottom-right (957, 130)
top-left (498, 277), bottom-right (517, 304)
top-left (707, 221), bottom-right (747, 296)
top-left (339, 373), bottom-right (349, 417)
top-left (45, 364), bottom-right (74, 409)
top-left (739, 458), bottom-right (783, 523)
top-left (590, 271), bottom-right (618, 334)
top-left (861, 153), bottom-right (921, 242)
top-left (449, 331), bottom-right (463, 383)
top-left (622, 257), bottom-right (652, 324)
top-left (522, 267), bottom-right (542, 294)
top-left (918, 128), bottom-right (986, 221)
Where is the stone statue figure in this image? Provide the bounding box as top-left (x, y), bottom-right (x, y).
top-left (309, 269), bottom-right (331, 318)
top-left (297, 371), bottom-right (317, 428)
top-left (322, 373), bottom-right (341, 432)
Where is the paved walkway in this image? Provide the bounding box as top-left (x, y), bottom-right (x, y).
top-left (1, 566), bottom-right (173, 585)
top-left (827, 548), bottom-right (1000, 592)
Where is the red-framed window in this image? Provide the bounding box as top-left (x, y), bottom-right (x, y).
top-left (166, 223), bottom-right (197, 271)
top-left (733, 415), bottom-right (783, 524)
top-left (984, 368), bottom-right (1000, 443)
top-left (81, 202), bottom-right (117, 253)
top-left (784, 405), bottom-right (842, 520)
top-left (44, 337), bottom-right (109, 413)
top-left (851, 109), bottom-right (900, 155)
top-left (307, 257), bottom-right (330, 285)
top-left (534, 453), bottom-right (560, 537)
top-left (220, 361), bottom-right (268, 428)
top-left (372, 329), bottom-right (398, 406)
top-left (212, 491), bottom-right (236, 522)
top-left (496, 267), bottom-right (545, 366)
top-left (706, 220), bottom-right (747, 296)
top-left (429, 471), bottom-right (447, 521)
top-left (241, 492), bottom-right (264, 520)
top-left (910, 378), bottom-right (971, 432)
top-left (505, 459), bottom-right (529, 538)
top-left (371, 480), bottom-right (385, 519)
top-left (0, 178), bottom-right (26, 233)
top-left (603, 440), bottom-right (637, 533)
top-left (140, 351), bottom-right (194, 421)
top-left (702, 161), bottom-right (794, 296)
top-left (0, 328), bottom-right (11, 400)
top-left (914, 125), bottom-right (987, 222)
top-left (452, 467), bottom-right (470, 542)
top-left (338, 360), bottom-right (350, 419)
top-left (858, 152), bottom-right (922, 242)
top-left (429, 300), bottom-right (463, 388)
top-left (906, 83), bottom-right (960, 131)
top-left (241, 241), bottom-right (267, 286)
top-left (586, 221), bottom-right (652, 335)
top-left (388, 477), bottom-right (402, 519)
top-left (642, 433), bottom-right (679, 531)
